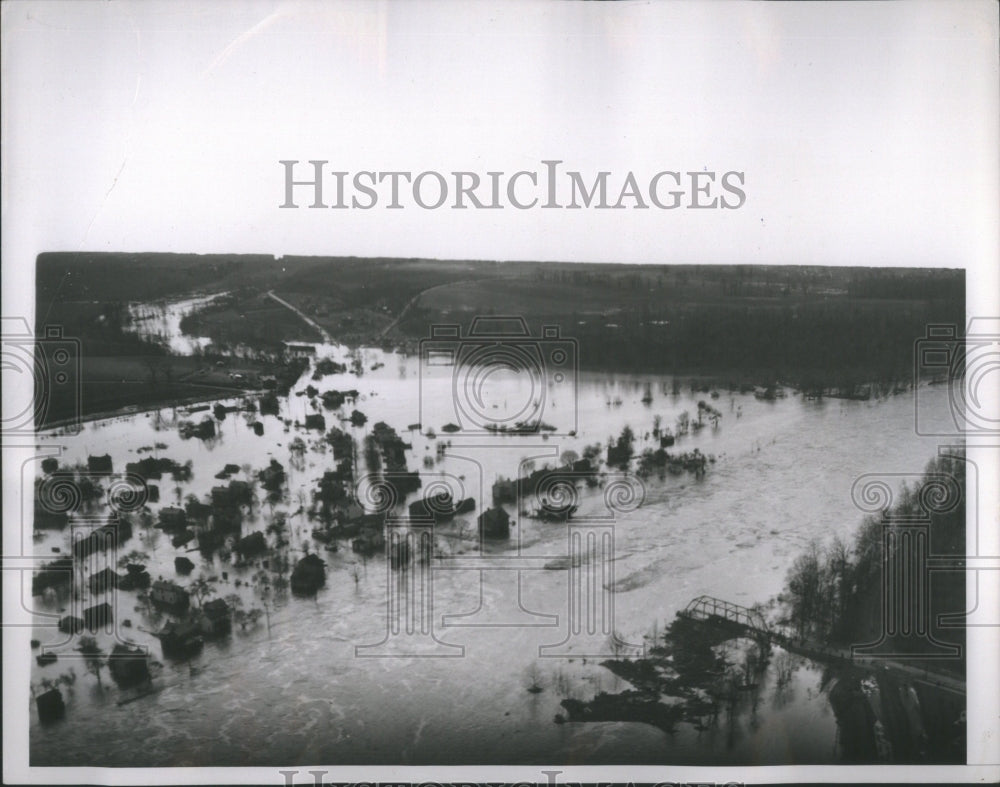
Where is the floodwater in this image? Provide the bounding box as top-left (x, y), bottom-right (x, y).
top-left (28, 297), bottom-right (954, 765)
top-left (126, 294), bottom-right (224, 355)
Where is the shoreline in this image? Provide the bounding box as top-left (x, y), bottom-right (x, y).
top-left (36, 336), bottom-right (940, 436)
top-left (38, 386), bottom-right (266, 433)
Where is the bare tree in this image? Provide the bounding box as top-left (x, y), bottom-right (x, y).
top-left (76, 636), bottom-right (107, 689)
top-left (188, 577), bottom-right (215, 608)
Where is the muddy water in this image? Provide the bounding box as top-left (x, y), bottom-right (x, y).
top-left (28, 305), bottom-right (952, 765)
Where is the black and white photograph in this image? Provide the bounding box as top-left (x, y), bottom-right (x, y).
top-left (2, 1), bottom-right (998, 784)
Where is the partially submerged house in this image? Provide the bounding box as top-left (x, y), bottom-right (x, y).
top-left (408, 494), bottom-right (476, 523)
top-left (151, 579), bottom-right (189, 610)
top-left (73, 522), bottom-right (126, 560)
top-left (35, 687), bottom-right (65, 723)
top-left (171, 528), bottom-right (195, 548)
top-left (284, 343), bottom-right (316, 359)
top-left (83, 601), bottom-right (113, 632)
top-left (157, 506), bottom-right (187, 532)
top-left (304, 413), bottom-right (326, 431)
top-left (211, 480), bottom-right (252, 509)
top-left (58, 615), bottom-right (84, 634)
top-left (33, 557), bottom-right (73, 597)
top-left (178, 417), bottom-right (216, 440)
top-left (156, 619), bottom-right (203, 659)
top-left (453, 497), bottom-right (476, 515)
top-left (108, 643), bottom-right (151, 688)
top-left (491, 477), bottom-right (517, 506)
top-left (479, 507), bottom-right (511, 539)
top-left (290, 553), bottom-right (326, 595)
top-left (259, 460), bottom-right (285, 493)
top-left (201, 598), bottom-right (232, 637)
top-left (174, 556), bottom-right (196, 575)
top-left (118, 563), bottom-right (151, 591)
top-left (87, 454), bottom-right (113, 473)
top-left (88, 567), bottom-right (122, 595)
top-left (235, 531), bottom-right (267, 560)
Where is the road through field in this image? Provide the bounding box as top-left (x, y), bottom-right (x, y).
top-left (266, 289), bottom-right (333, 342)
top-left (379, 278), bottom-right (489, 337)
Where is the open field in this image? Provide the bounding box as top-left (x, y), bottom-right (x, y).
top-left (179, 292), bottom-right (322, 349)
top-left (39, 353), bottom-right (281, 428)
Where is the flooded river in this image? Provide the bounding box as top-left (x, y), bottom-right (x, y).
top-left (28, 298), bottom-right (953, 765)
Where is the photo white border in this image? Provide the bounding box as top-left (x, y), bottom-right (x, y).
top-left (3, 0), bottom-right (998, 783)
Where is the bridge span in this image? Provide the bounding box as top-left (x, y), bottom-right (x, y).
top-left (678, 595), bottom-right (965, 697)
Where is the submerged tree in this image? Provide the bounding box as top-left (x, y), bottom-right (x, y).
top-left (188, 577), bottom-right (215, 608)
top-left (76, 636), bottom-right (107, 689)
top-left (780, 451), bottom-right (966, 650)
top-left (607, 425), bottom-right (635, 469)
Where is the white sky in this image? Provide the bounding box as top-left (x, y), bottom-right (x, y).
top-left (1, 0), bottom-right (998, 312)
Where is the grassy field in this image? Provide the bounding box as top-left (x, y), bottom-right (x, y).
top-left (37, 252), bottom-right (305, 303)
top-left (179, 292), bottom-right (322, 349)
top-left (38, 352), bottom-right (282, 428)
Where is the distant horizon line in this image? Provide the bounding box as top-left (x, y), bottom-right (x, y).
top-left (34, 251), bottom-right (966, 273)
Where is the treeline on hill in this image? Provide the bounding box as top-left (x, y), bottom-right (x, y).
top-left (519, 262), bottom-right (964, 300)
top-left (780, 451), bottom-right (966, 673)
top-left (532, 265), bottom-right (963, 386)
top-left (35, 252), bottom-right (285, 304)
top-left (397, 263), bottom-right (964, 388)
top-left (36, 253), bottom-right (964, 393)
top-left (566, 299), bottom-right (962, 386)
top-left (273, 256), bottom-right (500, 313)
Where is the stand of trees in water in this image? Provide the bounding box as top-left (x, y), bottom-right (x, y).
top-left (558, 450), bottom-right (967, 764)
top-left (779, 451), bottom-right (966, 671)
